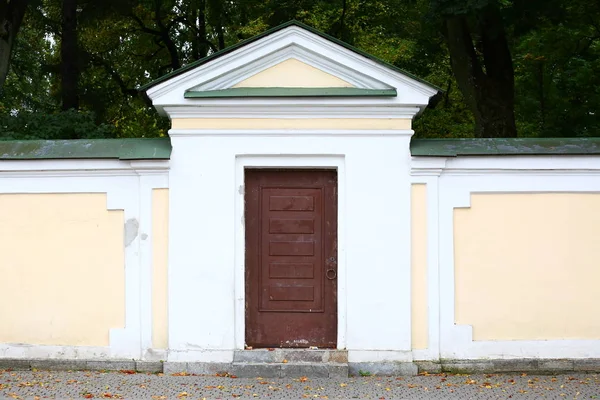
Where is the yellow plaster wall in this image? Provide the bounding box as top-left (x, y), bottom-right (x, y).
top-left (171, 118), bottom-right (411, 130)
top-left (0, 193), bottom-right (125, 346)
top-left (233, 59), bottom-right (354, 88)
top-left (454, 193), bottom-right (600, 341)
top-left (411, 184), bottom-right (428, 350)
top-left (152, 189), bottom-right (169, 349)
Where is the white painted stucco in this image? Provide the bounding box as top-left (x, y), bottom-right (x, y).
top-left (3, 22), bottom-right (600, 367)
top-left (0, 159), bottom-right (169, 360)
top-left (412, 156), bottom-right (600, 360)
top-left (148, 23), bottom-right (436, 364)
top-left (165, 131), bottom-right (415, 363)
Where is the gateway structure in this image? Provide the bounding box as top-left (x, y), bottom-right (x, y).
top-left (1, 21), bottom-right (600, 376)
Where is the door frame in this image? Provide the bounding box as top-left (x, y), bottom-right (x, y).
top-left (234, 155), bottom-right (347, 350)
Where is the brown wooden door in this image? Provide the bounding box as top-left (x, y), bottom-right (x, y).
top-left (245, 169), bottom-right (337, 348)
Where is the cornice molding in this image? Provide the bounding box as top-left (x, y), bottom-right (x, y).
top-left (164, 105), bottom-right (421, 120)
top-left (168, 129), bottom-right (415, 138)
top-left (410, 155), bottom-right (600, 176)
top-left (147, 26), bottom-right (437, 117)
top-left (0, 159), bottom-right (170, 177)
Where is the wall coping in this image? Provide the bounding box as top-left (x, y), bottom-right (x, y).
top-left (0, 138), bottom-right (172, 160)
top-left (2, 137), bottom-right (600, 160)
top-left (411, 138), bottom-right (600, 157)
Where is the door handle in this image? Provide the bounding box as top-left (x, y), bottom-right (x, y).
top-left (326, 268), bottom-right (337, 280)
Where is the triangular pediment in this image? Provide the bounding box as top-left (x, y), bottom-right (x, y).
top-left (233, 59), bottom-right (354, 88)
top-left (144, 21), bottom-right (439, 116)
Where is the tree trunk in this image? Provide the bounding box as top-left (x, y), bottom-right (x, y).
top-left (216, 21), bottom-right (225, 50)
top-left (444, 6), bottom-right (517, 138)
top-left (338, 0), bottom-right (348, 41)
top-left (0, 0), bottom-right (29, 90)
top-left (153, 0), bottom-right (180, 71)
top-left (61, 0), bottom-right (79, 110)
top-left (191, 6), bottom-right (198, 60)
top-left (194, 0), bottom-right (208, 59)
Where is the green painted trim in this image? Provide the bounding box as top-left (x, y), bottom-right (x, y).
top-left (140, 20), bottom-right (442, 93)
top-left (0, 138), bottom-right (172, 160)
top-left (184, 87), bottom-right (397, 98)
top-left (410, 138), bottom-right (600, 157)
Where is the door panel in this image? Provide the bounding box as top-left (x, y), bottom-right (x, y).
top-left (245, 170), bottom-right (337, 348)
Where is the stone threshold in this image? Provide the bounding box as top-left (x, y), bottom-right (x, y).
top-left (0, 359), bottom-right (162, 373)
top-left (1, 358), bottom-right (599, 376)
top-left (418, 359), bottom-right (600, 374)
top-left (233, 349), bottom-right (348, 363)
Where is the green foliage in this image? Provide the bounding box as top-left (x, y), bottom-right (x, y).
top-left (0, 110), bottom-right (116, 140)
top-left (0, 0), bottom-right (598, 139)
top-left (512, 0), bottom-right (600, 137)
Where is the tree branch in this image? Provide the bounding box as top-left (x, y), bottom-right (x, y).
top-left (130, 14), bottom-right (162, 36)
top-left (89, 53), bottom-right (138, 97)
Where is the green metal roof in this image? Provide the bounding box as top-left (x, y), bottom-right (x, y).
top-left (5, 137), bottom-right (597, 160)
top-left (140, 20), bottom-right (441, 93)
top-left (410, 138), bottom-right (600, 157)
top-left (184, 87), bottom-right (397, 98)
top-left (0, 138), bottom-right (172, 160)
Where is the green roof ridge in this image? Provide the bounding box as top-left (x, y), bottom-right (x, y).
top-left (184, 87), bottom-right (397, 98)
top-left (0, 138), bottom-right (172, 160)
top-left (140, 20), bottom-right (441, 92)
top-left (410, 137), bottom-right (600, 156)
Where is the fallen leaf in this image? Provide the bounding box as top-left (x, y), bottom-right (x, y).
top-left (119, 370), bottom-right (136, 375)
top-left (177, 392), bottom-right (188, 398)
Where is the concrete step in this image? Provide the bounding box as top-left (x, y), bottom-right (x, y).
top-left (233, 349), bottom-right (348, 364)
top-left (231, 362), bottom-right (348, 378)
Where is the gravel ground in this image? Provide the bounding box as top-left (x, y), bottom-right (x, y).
top-left (1, 369), bottom-right (598, 399)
